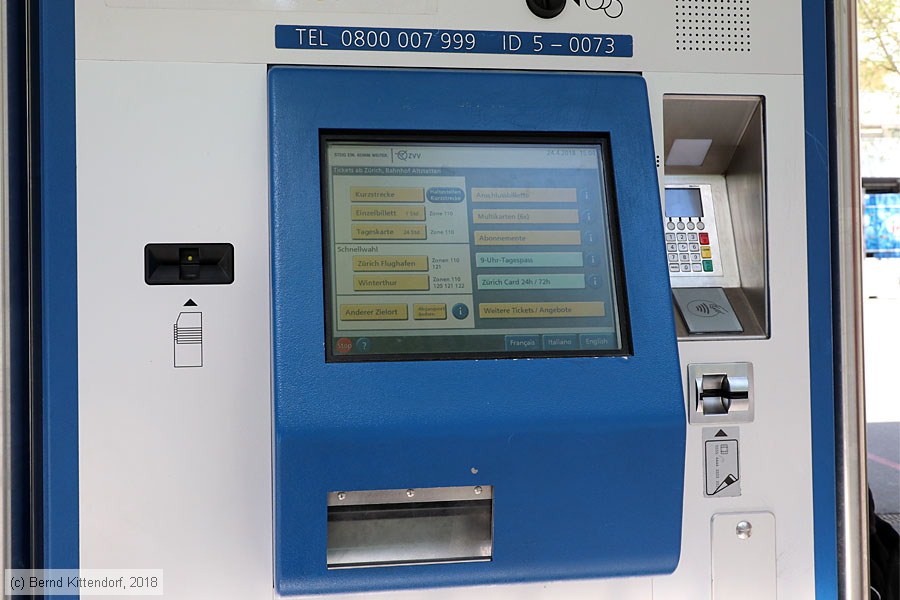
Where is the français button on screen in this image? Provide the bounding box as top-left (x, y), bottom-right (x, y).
top-left (505, 335), bottom-right (541, 351)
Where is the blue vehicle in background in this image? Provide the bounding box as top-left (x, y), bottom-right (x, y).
top-left (864, 179), bottom-right (900, 258)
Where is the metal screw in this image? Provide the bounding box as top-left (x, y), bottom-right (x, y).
top-left (337, 492), bottom-right (346, 501)
top-left (474, 486), bottom-right (483, 495)
top-left (736, 521), bottom-right (752, 539)
top-left (471, 467), bottom-right (479, 475)
top-left (406, 489), bottom-right (415, 498)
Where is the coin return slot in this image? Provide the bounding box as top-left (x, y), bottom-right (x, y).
top-left (326, 486), bottom-right (493, 569)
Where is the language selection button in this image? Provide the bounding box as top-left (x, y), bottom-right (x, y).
top-left (505, 335), bottom-right (541, 351)
top-left (579, 333), bottom-right (617, 349)
top-left (542, 334), bottom-right (578, 350)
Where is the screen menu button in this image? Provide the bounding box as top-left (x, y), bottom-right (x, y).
top-left (543, 334), bottom-right (578, 350)
top-left (579, 333), bottom-right (617, 349)
top-left (505, 335), bottom-right (541, 351)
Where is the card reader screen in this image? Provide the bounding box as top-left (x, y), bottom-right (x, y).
top-left (664, 187), bottom-right (704, 218)
top-left (321, 135), bottom-right (629, 361)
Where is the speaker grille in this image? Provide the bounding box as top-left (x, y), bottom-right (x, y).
top-left (675, 0), bottom-right (751, 53)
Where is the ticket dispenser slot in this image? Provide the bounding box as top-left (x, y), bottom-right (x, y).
top-left (663, 96), bottom-right (768, 338)
top-left (326, 486), bottom-right (493, 569)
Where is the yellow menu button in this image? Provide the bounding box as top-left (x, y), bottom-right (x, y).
top-left (479, 301), bottom-right (605, 319)
top-left (414, 304), bottom-right (448, 320)
top-left (352, 205), bottom-right (426, 221)
top-left (351, 187), bottom-right (424, 203)
top-left (353, 256), bottom-right (428, 272)
top-left (353, 224), bottom-right (427, 240)
top-left (340, 304), bottom-right (409, 321)
top-left (354, 274), bottom-right (430, 292)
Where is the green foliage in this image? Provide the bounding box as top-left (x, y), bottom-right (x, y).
top-left (858, 0), bottom-right (900, 94)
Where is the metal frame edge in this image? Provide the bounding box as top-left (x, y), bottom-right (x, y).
top-left (829, 0), bottom-right (869, 597)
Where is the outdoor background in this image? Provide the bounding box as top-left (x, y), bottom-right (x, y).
top-left (858, 0), bottom-right (900, 532)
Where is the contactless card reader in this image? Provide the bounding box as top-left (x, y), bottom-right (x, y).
top-left (673, 287), bottom-right (743, 334)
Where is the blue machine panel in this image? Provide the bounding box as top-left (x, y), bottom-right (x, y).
top-left (270, 67), bottom-right (686, 595)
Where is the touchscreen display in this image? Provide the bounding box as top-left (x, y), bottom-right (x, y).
top-left (322, 136), bottom-right (628, 361)
top-left (664, 187), bottom-right (704, 218)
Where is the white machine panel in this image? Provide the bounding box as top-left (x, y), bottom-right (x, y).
top-left (76, 61), bottom-right (273, 599)
top-left (711, 513), bottom-right (777, 600)
top-left (74, 0), bottom-right (802, 75)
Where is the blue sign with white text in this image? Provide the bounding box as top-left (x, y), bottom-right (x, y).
top-left (275, 25), bottom-right (633, 58)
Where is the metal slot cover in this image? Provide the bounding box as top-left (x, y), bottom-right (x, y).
top-left (326, 486), bottom-right (493, 569)
top-left (687, 362), bottom-right (754, 424)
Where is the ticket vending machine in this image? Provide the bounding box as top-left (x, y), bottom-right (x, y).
top-left (11, 0), bottom-right (864, 598)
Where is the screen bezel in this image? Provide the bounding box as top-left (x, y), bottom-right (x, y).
top-left (320, 131), bottom-right (633, 363)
